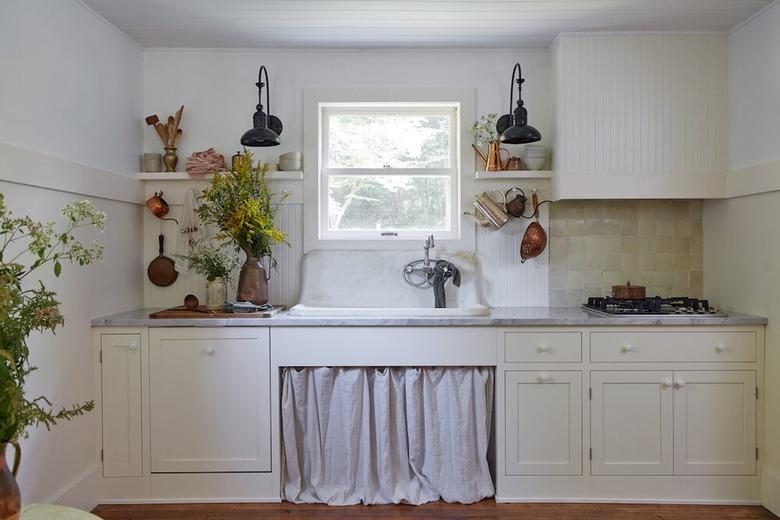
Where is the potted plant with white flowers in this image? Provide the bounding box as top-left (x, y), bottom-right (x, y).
top-left (0, 195), bottom-right (105, 519)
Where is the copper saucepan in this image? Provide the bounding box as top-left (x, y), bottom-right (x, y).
top-left (146, 191), bottom-right (170, 219)
top-left (520, 192), bottom-right (547, 263)
top-left (612, 282), bottom-right (646, 300)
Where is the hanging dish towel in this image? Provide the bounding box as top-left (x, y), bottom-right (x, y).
top-left (174, 188), bottom-right (208, 274)
top-left (281, 366), bottom-right (495, 505)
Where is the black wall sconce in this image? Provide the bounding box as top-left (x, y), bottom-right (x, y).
top-left (240, 66), bottom-right (283, 147)
top-left (496, 63), bottom-right (541, 144)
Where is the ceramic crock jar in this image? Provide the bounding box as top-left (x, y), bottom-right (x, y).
top-left (0, 442), bottom-right (21, 520)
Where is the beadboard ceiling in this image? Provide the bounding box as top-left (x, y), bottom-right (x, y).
top-left (82, 0), bottom-right (770, 48)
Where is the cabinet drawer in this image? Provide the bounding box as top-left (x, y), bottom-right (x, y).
top-left (504, 332), bottom-right (582, 363)
top-left (590, 332), bottom-right (756, 363)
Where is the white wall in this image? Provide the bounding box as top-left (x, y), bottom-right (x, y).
top-left (142, 48), bottom-right (553, 307)
top-left (142, 49), bottom-right (552, 165)
top-left (0, 0), bottom-right (143, 509)
top-left (704, 2), bottom-right (780, 514)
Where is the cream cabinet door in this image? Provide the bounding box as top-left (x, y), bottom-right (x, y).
top-left (673, 370), bottom-right (757, 476)
top-left (101, 334), bottom-right (142, 478)
top-left (591, 371), bottom-right (674, 476)
top-left (505, 371), bottom-right (582, 476)
top-left (149, 328), bottom-right (271, 473)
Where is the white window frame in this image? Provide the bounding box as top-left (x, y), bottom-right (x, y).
top-left (320, 102), bottom-right (459, 241)
top-left (303, 87), bottom-right (476, 252)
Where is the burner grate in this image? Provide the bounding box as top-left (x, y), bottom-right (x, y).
top-left (584, 296), bottom-right (720, 316)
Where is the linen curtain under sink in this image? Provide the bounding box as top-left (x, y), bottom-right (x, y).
top-left (281, 366), bottom-right (495, 505)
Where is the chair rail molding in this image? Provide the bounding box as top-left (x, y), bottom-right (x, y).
top-left (0, 142), bottom-right (143, 205)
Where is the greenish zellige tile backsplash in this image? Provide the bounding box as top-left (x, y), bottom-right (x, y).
top-left (548, 200), bottom-right (703, 306)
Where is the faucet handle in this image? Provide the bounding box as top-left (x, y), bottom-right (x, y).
top-left (428, 234), bottom-right (435, 249)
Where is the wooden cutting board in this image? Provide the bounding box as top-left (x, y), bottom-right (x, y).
top-left (149, 305), bottom-right (285, 319)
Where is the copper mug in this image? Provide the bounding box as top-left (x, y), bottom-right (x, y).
top-left (504, 156), bottom-right (524, 171)
top-left (146, 191), bottom-right (170, 219)
top-left (465, 189), bottom-right (510, 229)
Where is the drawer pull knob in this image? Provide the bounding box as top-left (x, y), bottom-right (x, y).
top-left (204, 347), bottom-right (216, 357)
top-left (662, 379), bottom-right (673, 388)
top-left (538, 373), bottom-right (551, 383)
top-left (620, 344), bottom-right (634, 353)
top-left (127, 343), bottom-right (138, 351)
top-left (676, 379), bottom-right (687, 388)
top-left (536, 344), bottom-right (550, 353)
top-left (715, 345), bottom-right (727, 353)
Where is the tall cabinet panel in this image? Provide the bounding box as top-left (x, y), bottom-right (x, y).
top-left (100, 334), bottom-right (143, 478)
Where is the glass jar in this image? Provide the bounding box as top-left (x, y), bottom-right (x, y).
top-left (205, 277), bottom-right (228, 310)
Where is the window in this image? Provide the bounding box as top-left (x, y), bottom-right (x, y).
top-left (319, 102), bottom-right (460, 240)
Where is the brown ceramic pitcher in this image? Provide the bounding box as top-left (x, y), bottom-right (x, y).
top-left (237, 249), bottom-right (270, 306)
top-left (0, 442), bottom-right (21, 520)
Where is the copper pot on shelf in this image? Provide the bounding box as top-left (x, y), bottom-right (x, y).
top-left (612, 282), bottom-right (646, 300)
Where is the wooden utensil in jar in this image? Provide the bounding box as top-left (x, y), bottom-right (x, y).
top-left (520, 192), bottom-right (547, 263)
top-left (612, 281), bottom-right (646, 300)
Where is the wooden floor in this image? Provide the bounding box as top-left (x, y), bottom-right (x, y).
top-left (92, 501), bottom-right (779, 520)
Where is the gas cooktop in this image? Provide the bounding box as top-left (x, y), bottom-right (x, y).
top-left (582, 296), bottom-right (727, 317)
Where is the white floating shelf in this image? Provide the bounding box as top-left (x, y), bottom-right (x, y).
top-left (475, 170), bottom-right (553, 180)
top-left (136, 171), bottom-right (303, 181)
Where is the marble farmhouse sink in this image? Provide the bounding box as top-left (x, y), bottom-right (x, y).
top-left (289, 250), bottom-right (489, 317)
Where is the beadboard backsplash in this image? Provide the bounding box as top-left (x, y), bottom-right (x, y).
top-left (141, 179), bottom-right (551, 308)
top-left (142, 181), bottom-right (703, 309)
top-left (548, 200), bottom-right (704, 306)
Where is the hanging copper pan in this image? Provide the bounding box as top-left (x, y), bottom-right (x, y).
top-left (520, 192), bottom-right (547, 263)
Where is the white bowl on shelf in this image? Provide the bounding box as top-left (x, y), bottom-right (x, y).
top-left (524, 157), bottom-right (546, 170)
top-left (279, 159), bottom-right (302, 171)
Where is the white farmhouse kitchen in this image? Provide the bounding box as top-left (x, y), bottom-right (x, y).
top-left (1, 1), bottom-right (779, 519)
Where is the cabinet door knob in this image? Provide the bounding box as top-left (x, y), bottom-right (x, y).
top-left (621, 344), bottom-right (633, 353)
top-left (538, 373), bottom-right (551, 382)
top-left (128, 343), bottom-right (138, 351)
top-left (204, 347), bottom-right (216, 356)
top-left (676, 379), bottom-right (687, 388)
top-left (536, 344), bottom-right (550, 353)
top-left (715, 344), bottom-right (727, 353)
top-left (662, 379), bottom-right (673, 388)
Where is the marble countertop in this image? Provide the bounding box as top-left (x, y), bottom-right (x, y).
top-left (91, 307), bottom-right (768, 327)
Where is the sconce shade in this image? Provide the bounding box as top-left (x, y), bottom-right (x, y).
top-left (497, 63), bottom-right (541, 145)
top-left (241, 66), bottom-right (283, 147)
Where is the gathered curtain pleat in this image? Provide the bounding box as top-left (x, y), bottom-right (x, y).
top-left (281, 366), bottom-right (494, 505)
